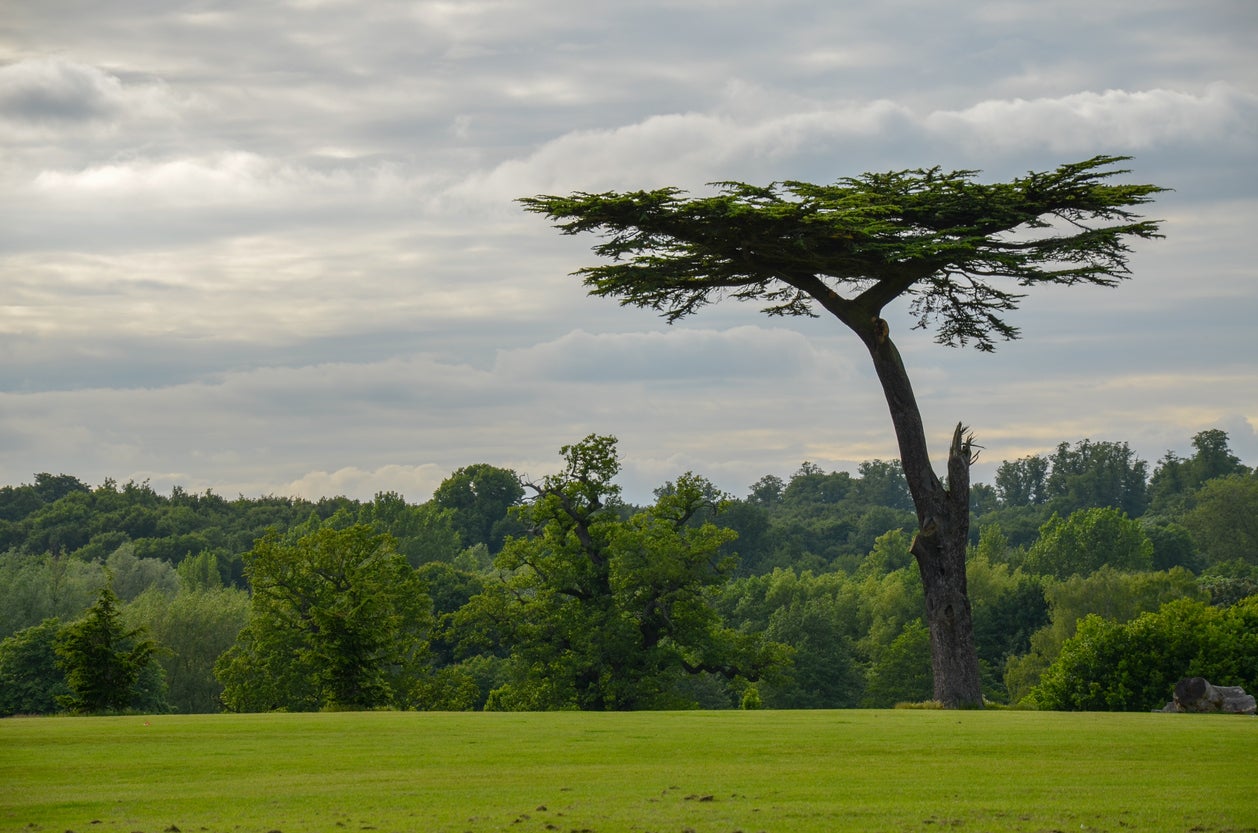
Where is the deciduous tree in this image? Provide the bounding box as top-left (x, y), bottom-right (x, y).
top-left (357, 491), bottom-right (462, 567)
top-left (994, 455), bottom-right (1050, 508)
top-left (459, 435), bottom-right (783, 710)
top-left (522, 156), bottom-right (1162, 706)
top-left (216, 524), bottom-right (431, 711)
top-left (0, 618), bottom-right (68, 716)
top-left (1182, 475), bottom-right (1258, 567)
top-left (1044, 439), bottom-right (1149, 517)
top-left (127, 586), bottom-right (249, 713)
top-left (1022, 507), bottom-right (1153, 580)
top-left (1149, 429), bottom-right (1250, 513)
top-left (432, 464), bottom-right (525, 553)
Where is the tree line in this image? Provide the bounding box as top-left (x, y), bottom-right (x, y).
top-left (1, 428), bottom-right (1255, 716)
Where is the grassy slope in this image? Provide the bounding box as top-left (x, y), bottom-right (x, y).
top-left (1, 709), bottom-right (1255, 833)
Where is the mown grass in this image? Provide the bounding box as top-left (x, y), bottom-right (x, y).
top-left (1, 709), bottom-right (1254, 833)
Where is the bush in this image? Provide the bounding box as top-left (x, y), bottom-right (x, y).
top-left (1030, 596), bottom-right (1258, 711)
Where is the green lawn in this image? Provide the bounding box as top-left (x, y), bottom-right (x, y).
top-left (1, 709), bottom-right (1254, 833)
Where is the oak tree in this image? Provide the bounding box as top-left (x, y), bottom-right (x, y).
top-left (522, 156), bottom-right (1162, 706)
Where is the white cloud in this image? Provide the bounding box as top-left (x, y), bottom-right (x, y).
top-left (924, 84), bottom-right (1258, 154)
top-left (281, 463), bottom-right (449, 503)
top-left (449, 100), bottom-right (918, 201)
top-left (27, 152), bottom-right (422, 210)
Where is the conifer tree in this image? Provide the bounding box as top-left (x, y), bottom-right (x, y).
top-left (54, 581), bottom-right (158, 713)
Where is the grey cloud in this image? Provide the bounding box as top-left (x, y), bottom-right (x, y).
top-left (0, 57), bottom-right (124, 122)
top-left (493, 326), bottom-right (845, 385)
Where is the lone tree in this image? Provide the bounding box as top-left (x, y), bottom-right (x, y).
top-left (521, 155), bottom-right (1163, 707)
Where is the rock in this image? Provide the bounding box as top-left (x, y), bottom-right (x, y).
top-left (1162, 677), bottom-right (1256, 714)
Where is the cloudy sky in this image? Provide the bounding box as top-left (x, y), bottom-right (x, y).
top-left (2, 0), bottom-right (1255, 505)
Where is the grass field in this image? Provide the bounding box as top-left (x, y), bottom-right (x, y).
top-left (1, 709), bottom-right (1255, 833)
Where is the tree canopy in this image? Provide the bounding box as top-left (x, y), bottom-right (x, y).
top-left (520, 155), bottom-right (1163, 351)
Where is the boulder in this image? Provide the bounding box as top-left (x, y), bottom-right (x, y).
top-left (1162, 677), bottom-right (1256, 714)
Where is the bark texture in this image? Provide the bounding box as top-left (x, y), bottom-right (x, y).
top-left (865, 322), bottom-right (984, 708)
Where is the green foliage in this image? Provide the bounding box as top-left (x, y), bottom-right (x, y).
top-left (25, 490), bottom-right (94, 555)
top-left (408, 665), bottom-right (483, 711)
top-left (1198, 560), bottom-right (1258, 607)
top-left (53, 582), bottom-right (164, 714)
top-left (761, 592), bottom-right (865, 708)
top-left (1139, 516), bottom-right (1199, 572)
top-left (0, 419), bottom-right (1251, 714)
top-left (0, 474), bottom-right (86, 523)
top-left (1181, 474), bottom-right (1258, 567)
top-left (520, 156), bottom-right (1164, 352)
top-left (358, 491), bottom-right (463, 566)
top-left (970, 523), bottom-right (1018, 565)
top-left (459, 436), bottom-right (784, 710)
top-left (715, 566), bottom-right (867, 709)
top-left (1030, 596), bottom-right (1258, 711)
top-left (734, 461), bottom-right (917, 573)
top-left (863, 620), bottom-right (932, 707)
top-left (966, 554), bottom-right (1048, 701)
top-left (855, 528), bottom-right (913, 578)
top-left (0, 618), bottom-right (68, 716)
top-left (1149, 429), bottom-right (1250, 513)
top-left (1022, 507), bottom-right (1153, 579)
top-left (1003, 566), bottom-right (1206, 704)
top-left (0, 552), bottom-right (106, 640)
top-left (971, 503), bottom-right (1051, 549)
top-left (856, 563), bottom-right (923, 654)
top-left (105, 544), bottom-right (180, 601)
top-left (176, 549), bottom-right (225, 592)
top-left (746, 473), bottom-right (785, 506)
top-left (126, 587), bottom-right (250, 713)
top-left (216, 524), bottom-right (432, 711)
top-left (431, 464), bottom-right (525, 553)
top-left (1044, 439), bottom-right (1149, 517)
top-left (985, 441), bottom-right (1152, 548)
top-left (853, 460), bottom-right (913, 511)
top-left (994, 455), bottom-right (1050, 507)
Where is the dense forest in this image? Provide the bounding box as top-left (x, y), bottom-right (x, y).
top-left (2, 428), bottom-right (1256, 716)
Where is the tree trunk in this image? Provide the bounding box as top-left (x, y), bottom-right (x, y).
top-left (864, 323), bottom-right (985, 708)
